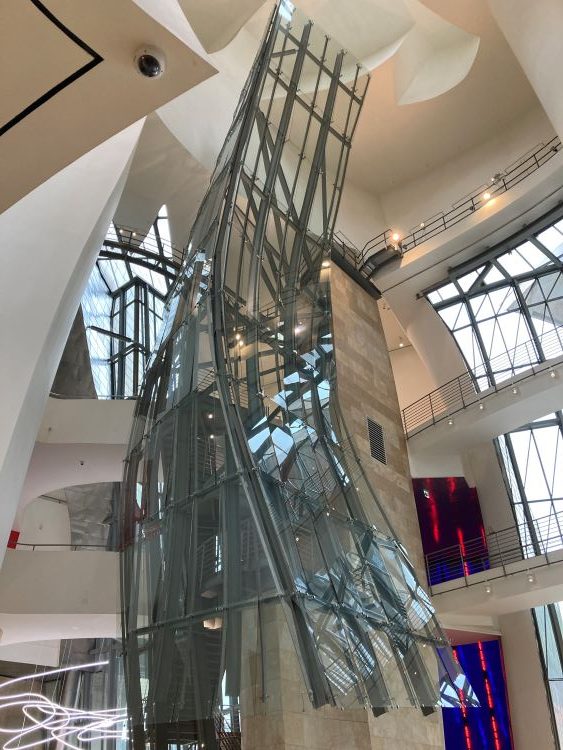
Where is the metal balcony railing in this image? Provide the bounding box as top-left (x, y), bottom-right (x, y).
top-left (14, 542), bottom-right (109, 551)
top-left (426, 509), bottom-right (563, 593)
top-left (402, 326), bottom-right (563, 438)
top-left (332, 136), bottom-right (562, 279)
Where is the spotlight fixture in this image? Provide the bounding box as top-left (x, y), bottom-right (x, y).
top-left (203, 617), bottom-right (223, 630)
top-left (235, 333), bottom-right (241, 340)
top-left (322, 259), bottom-right (331, 268)
top-left (511, 385), bottom-right (519, 395)
top-left (483, 191), bottom-right (492, 201)
top-left (391, 232), bottom-right (400, 242)
top-left (209, 434), bottom-right (214, 440)
top-left (207, 413), bottom-right (213, 419)
top-left (420, 222), bottom-right (425, 229)
top-left (527, 572), bottom-right (536, 584)
top-left (550, 369), bottom-right (558, 379)
top-left (478, 402), bottom-right (485, 411)
top-left (399, 341), bottom-right (405, 348)
top-left (238, 340), bottom-right (244, 347)
top-left (485, 583), bottom-right (492, 595)
top-left (447, 418), bottom-right (454, 426)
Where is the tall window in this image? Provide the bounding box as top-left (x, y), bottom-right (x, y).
top-left (427, 208), bottom-right (563, 389)
top-left (426, 207), bottom-right (563, 747)
top-left (82, 209), bottom-right (175, 398)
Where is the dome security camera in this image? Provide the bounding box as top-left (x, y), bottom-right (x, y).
top-left (134, 46), bottom-right (166, 79)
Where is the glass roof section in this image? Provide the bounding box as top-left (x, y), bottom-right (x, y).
top-left (426, 209), bottom-right (563, 387)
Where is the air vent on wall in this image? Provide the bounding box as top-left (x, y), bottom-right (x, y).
top-left (367, 418), bottom-right (387, 465)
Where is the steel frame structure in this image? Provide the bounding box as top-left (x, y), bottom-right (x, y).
top-left (120, 5), bottom-right (475, 749)
top-left (426, 204), bottom-right (563, 390)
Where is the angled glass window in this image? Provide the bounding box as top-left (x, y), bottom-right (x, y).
top-left (426, 209), bottom-right (563, 388)
top-left (81, 215), bottom-right (176, 398)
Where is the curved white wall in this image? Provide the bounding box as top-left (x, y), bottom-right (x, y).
top-left (0, 124), bottom-right (143, 567)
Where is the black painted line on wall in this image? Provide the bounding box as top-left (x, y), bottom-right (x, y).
top-left (0, 0), bottom-right (103, 137)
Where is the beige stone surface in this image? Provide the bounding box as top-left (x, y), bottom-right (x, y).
top-left (330, 265), bottom-right (426, 578)
top-left (242, 267), bottom-right (443, 749)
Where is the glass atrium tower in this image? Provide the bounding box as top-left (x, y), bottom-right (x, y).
top-left (120, 3), bottom-right (475, 747)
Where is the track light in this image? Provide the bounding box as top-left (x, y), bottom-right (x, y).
top-left (391, 232), bottom-right (400, 243)
top-left (527, 572), bottom-right (536, 584)
top-left (478, 402), bottom-right (485, 411)
top-left (484, 583), bottom-right (492, 595)
top-left (447, 418), bottom-right (454, 426)
top-left (511, 385), bottom-right (519, 395)
top-left (483, 191), bottom-right (492, 201)
top-left (550, 369), bottom-right (558, 379)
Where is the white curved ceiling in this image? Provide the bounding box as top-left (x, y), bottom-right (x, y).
top-left (154, 0), bottom-right (539, 204)
top-left (0, 0), bottom-right (215, 213)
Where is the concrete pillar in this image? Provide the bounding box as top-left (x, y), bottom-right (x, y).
top-left (489, 0), bottom-right (563, 140)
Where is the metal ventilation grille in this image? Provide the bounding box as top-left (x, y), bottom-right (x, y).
top-left (367, 418), bottom-right (387, 464)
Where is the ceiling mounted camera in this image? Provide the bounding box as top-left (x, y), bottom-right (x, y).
top-left (134, 46), bottom-right (166, 79)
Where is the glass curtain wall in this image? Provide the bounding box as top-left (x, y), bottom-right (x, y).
top-left (497, 417), bottom-right (563, 747)
top-left (425, 208), bottom-right (563, 747)
top-left (426, 207), bottom-right (563, 390)
top-left (120, 4), bottom-right (476, 750)
top-left (82, 214), bottom-right (173, 398)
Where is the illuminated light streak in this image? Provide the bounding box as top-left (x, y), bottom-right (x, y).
top-left (0, 661), bottom-right (127, 750)
top-left (463, 724), bottom-right (473, 749)
top-left (453, 647), bottom-right (473, 749)
top-left (478, 641), bottom-right (503, 750)
top-left (425, 481), bottom-right (440, 544)
top-left (457, 527), bottom-right (470, 577)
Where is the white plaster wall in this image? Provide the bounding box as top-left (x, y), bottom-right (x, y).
top-left (0, 122), bottom-right (143, 567)
top-left (499, 610), bottom-right (557, 750)
top-left (389, 345), bottom-right (437, 411)
top-left (461, 442), bottom-right (515, 533)
top-left (37, 398), bottom-right (135, 445)
top-left (489, 0), bottom-right (563, 142)
top-left (19, 498), bottom-right (71, 550)
top-left (0, 640), bottom-right (60, 667)
top-left (378, 106), bottom-right (555, 238)
top-left (337, 177), bottom-right (388, 249)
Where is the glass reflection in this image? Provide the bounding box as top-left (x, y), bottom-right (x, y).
top-left (120, 4), bottom-right (476, 749)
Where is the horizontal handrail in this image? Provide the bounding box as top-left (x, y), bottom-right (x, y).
top-left (426, 508), bottom-right (563, 592)
top-left (49, 391), bottom-right (137, 401)
top-left (402, 325), bottom-right (563, 437)
top-left (15, 542), bottom-right (109, 551)
top-left (335, 136), bottom-right (562, 274)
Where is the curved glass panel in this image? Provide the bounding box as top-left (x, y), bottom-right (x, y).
top-left (120, 4), bottom-right (476, 747)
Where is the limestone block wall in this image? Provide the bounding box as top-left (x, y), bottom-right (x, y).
top-left (332, 264), bottom-right (444, 750)
top-left (241, 267), bottom-right (443, 750)
top-left (331, 265), bottom-right (426, 578)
